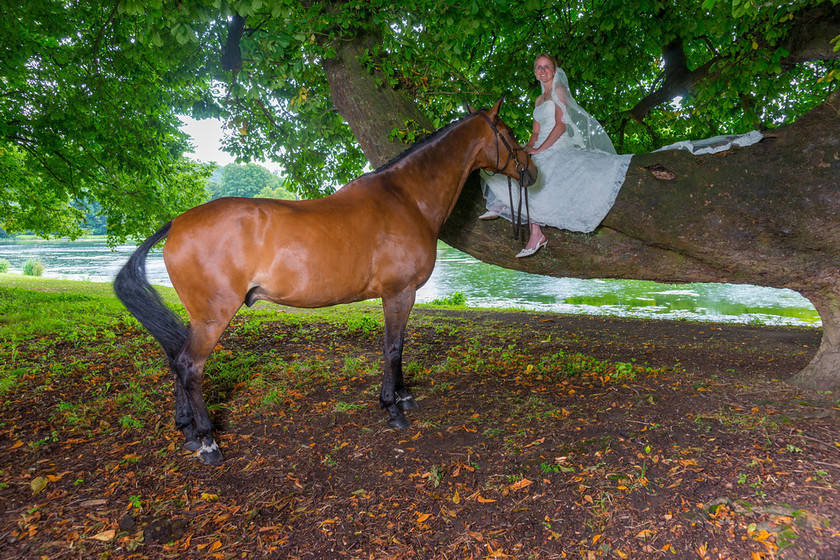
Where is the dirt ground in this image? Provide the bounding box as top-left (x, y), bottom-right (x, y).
top-left (2, 308), bottom-right (840, 559)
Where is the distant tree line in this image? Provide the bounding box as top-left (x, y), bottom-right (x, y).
top-left (206, 163), bottom-right (297, 201)
top-left (0, 163), bottom-right (295, 238)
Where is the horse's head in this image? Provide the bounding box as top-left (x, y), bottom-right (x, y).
top-left (470, 99), bottom-right (538, 188)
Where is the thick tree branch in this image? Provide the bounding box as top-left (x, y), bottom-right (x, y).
top-left (628, 1), bottom-right (840, 123)
top-left (222, 14), bottom-right (246, 74)
top-left (780, 0), bottom-right (840, 67)
top-left (438, 90), bottom-right (840, 389)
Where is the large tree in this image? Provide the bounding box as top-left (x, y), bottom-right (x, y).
top-left (216, 0), bottom-right (840, 390)
top-left (2, 1), bottom-right (840, 389)
top-left (218, 0), bottom-right (838, 184)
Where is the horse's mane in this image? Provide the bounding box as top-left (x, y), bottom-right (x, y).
top-left (373, 113), bottom-right (475, 173)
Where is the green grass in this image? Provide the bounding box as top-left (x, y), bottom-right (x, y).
top-left (0, 282), bottom-right (133, 348)
top-left (345, 314), bottom-right (380, 336)
top-left (0, 275), bottom-right (175, 406)
top-left (425, 291), bottom-right (468, 307)
top-left (341, 356), bottom-right (378, 377)
top-left (441, 337), bottom-right (663, 382)
top-left (334, 401), bottom-right (367, 413)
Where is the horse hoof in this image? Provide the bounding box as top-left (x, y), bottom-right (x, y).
top-left (196, 440), bottom-right (224, 465)
top-left (398, 395), bottom-right (419, 411)
top-left (387, 415), bottom-right (410, 429)
top-left (183, 439), bottom-right (202, 452)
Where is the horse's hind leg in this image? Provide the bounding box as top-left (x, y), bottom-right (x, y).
top-left (380, 290), bottom-right (417, 428)
top-left (174, 379), bottom-right (199, 451)
top-left (174, 309), bottom-right (238, 465)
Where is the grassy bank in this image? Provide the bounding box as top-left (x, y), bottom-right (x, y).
top-left (1, 234), bottom-right (110, 242)
top-left (0, 273), bottom-right (383, 340)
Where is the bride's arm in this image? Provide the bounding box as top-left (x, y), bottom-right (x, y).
top-left (527, 102), bottom-right (566, 155)
top-left (525, 119), bottom-right (540, 151)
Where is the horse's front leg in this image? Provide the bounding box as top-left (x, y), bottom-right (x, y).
top-left (380, 290), bottom-right (417, 428)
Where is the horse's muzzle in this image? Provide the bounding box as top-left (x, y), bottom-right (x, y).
top-left (521, 165), bottom-right (538, 188)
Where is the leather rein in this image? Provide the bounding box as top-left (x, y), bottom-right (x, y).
top-left (477, 112), bottom-right (533, 240)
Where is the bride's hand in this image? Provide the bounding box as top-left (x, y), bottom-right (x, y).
top-left (525, 146), bottom-right (540, 155)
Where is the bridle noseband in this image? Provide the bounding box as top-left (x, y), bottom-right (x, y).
top-left (478, 112), bottom-right (534, 240)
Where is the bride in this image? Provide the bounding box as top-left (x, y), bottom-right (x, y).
top-left (481, 53), bottom-right (633, 257)
top-left (482, 53), bottom-right (763, 258)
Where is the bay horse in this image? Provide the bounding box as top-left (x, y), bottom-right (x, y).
top-left (114, 100), bottom-right (536, 465)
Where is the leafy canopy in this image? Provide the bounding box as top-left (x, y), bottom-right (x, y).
top-left (0, 0), bottom-right (218, 240)
top-left (1, 0), bottom-right (836, 238)
top-left (218, 0), bottom-right (837, 194)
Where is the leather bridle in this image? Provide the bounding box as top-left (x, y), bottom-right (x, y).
top-left (477, 112), bottom-right (534, 240)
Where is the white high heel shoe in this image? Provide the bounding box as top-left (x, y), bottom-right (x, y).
top-left (478, 211), bottom-right (501, 220)
top-left (515, 237), bottom-right (547, 258)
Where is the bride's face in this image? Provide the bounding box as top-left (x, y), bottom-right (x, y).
top-left (534, 57), bottom-right (555, 86)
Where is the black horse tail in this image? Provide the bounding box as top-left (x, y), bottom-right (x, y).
top-left (114, 222), bottom-right (188, 365)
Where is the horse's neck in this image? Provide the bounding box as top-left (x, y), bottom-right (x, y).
top-left (385, 120), bottom-right (481, 231)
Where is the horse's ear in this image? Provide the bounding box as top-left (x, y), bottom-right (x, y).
top-left (487, 97), bottom-right (504, 120)
top-left (467, 104), bottom-right (477, 114)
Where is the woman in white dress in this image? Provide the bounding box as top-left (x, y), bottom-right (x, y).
top-left (481, 54), bottom-right (632, 257)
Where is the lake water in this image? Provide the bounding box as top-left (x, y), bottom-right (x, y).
top-left (0, 238), bottom-right (820, 327)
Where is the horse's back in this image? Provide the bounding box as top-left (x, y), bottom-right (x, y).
top-left (162, 194), bottom-right (437, 310)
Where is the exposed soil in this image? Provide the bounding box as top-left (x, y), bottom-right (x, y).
top-left (2, 308), bottom-right (840, 559)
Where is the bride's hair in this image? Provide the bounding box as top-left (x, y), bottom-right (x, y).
top-left (533, 52), bottom-right (559, 69)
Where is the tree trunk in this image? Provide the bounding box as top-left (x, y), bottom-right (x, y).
top-left (792, 285), bottom-right (840, 390)
top-left (320, 26), bottom-right (434, 169)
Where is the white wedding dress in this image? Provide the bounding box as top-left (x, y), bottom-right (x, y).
top-left (483, 99), bottom-right (632, 232)
top-left (482, 68), bottom-right (761, 233)
top-left (482, 69), bottom-right (633, 233)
